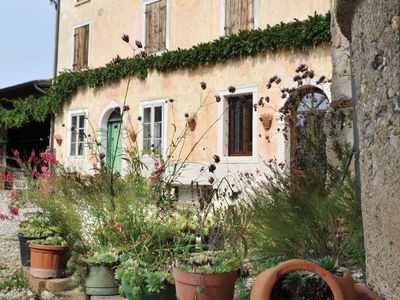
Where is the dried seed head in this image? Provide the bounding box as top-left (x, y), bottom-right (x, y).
top-left (123, 105), bottom-right (130, 112)
top-left (228, 86), bottom-right (236, 93)
top-left (200, 81), bottom-right (207, 90)
top-left (213, 155), bottom-right (220, 163)
top-left (215, 95), bottom-right (221, 102)
top-left (184, 113), bottom-right (189, 118)
top-left (137, 116), bottom-right (142, 121)
top-left (121, 34), bottom-right (130, 43)
top-left (111, 55), bottom-right (122, 64)
top-left (135, 40), bottom-right (143, 48)
top-left (208, 164), bottom-right (216, 173)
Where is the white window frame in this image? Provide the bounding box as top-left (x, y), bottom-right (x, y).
top-left (71, 21), bottom-right (92, 70)
top-left (138, 99), bottom-right (168, 158)
top-left (141, 0), bottom-right (171, 53)
top-left (217, 86), bottom-right (258, 163)
top-left (220, 0), bottom-right (260, 36)
top-left (67, 109), bottom-right (89, 160)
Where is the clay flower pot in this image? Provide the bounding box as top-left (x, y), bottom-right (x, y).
top-left (29, 243), bottom-right (67, 279)
top-left (250, 259), bottom-right (382, 300)
top-left (173, 268), bottom-right (238, 300)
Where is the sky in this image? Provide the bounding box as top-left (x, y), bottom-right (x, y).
top-left (0, 1), bottom-right (55, 89)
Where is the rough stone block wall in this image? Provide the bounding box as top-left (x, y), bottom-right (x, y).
top-left (351, 1), bottom-right (400, 298)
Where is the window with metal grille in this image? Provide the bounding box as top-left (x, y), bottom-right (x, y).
top-left (144, 0), bottom-right (167, 53)
top-left (228, 94), bottom-right (253, 156)
top-left (289, 87), bottom-right (330, 172)
top-left (225, 0), bottom-right (254, 35)
top-left (70, 113), bottom-right (86, 157)
top-left (73, 24), bottom-right (89, 70)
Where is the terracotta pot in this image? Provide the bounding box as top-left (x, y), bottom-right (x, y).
top-left (173, 268), bottom-right (238, 300)
top-left (85, 265), bottom-right (119, 296)
top-left (29, 243), bottom-right (67, 279)
top-left (250, 259), bottom-right (383, 300)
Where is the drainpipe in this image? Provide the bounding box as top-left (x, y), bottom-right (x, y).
top-left (349, 45), bottom-right (362, 210)
top-left (49, 0), bottom-right (61, 153)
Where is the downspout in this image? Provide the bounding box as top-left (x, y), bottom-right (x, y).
top-left (49, 0), bottom-right (61, 153)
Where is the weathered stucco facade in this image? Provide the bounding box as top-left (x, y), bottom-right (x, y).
top-left (54, 1), bottom-right (332, 193)
top-left (336, 0), bottom-right (400, 298)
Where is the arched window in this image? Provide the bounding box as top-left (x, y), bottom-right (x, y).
top-left (289, 86), bottom-right (330, 172)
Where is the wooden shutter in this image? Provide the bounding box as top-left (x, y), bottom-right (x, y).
top-left (145, 0), bottom-right (166, 53)
top-left (225, 0), bottom-right (253, 35)
top-left (73, 25), bottom-right (89, 70)
top-left (158, 0), bottom-right (167, 51)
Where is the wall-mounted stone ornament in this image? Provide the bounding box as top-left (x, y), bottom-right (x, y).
top-left (260, 113), bottom-right (273, 131)
top-left (54, 134), bottom-right (63, 146)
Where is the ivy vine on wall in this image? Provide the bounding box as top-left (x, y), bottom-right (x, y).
top-left (0, 13), bottom-right (330, 128)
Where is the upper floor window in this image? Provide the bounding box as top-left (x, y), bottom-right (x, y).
top-left (144, 0), bottom-right (167, 53)
top-left (73, 24), bottom-right (89, 70)
top-left (228, 94), bottom-right (253, 156)
top-left (225, 0), bottom-right (254, 35)
top-left (289, 87), bottom-right (330, 172)
top-left (69, 113), bottom-right (87, 157)
top-left (142, 102), bottom-right (165, 154)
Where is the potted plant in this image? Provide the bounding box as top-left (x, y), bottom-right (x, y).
top-left (29, 233), bottom-right (68, 279)
top-left (116, 256), bottom-right (175, 300)
top-left (173, 247), bottom-right (242, 300)
top-left (85, 250), bottom-right (120, 296)
top-left (18, 215), bottom-right (53, 267)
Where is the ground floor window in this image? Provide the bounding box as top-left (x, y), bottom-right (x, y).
top-left (69, 113), bottom-right (86, 157)
top-left (227, 94), bottom-right (253, 156)
top-left (142, 102), bottom-right (165, 154)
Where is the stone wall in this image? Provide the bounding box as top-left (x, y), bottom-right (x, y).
top-left (336, 0), bottom-right (400, 298)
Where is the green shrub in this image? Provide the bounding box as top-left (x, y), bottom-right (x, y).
top-left (0, 270), bottom-right (28, 292)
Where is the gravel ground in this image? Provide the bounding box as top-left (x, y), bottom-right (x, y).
top-left (0, 191), bottom-right (35, 299)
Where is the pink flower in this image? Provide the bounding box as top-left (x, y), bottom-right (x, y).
top-left (6, 172), bottom-right (13, 182)
top-left (116, 224), bottom-right (125, 233)
top-left (10, 189), bottom-right (18, 201)
top-left (8, 206), bottom-right (19, 216)
top-left (28, 149), bottom-right (36, 163)
top-left (12, 149), bottom-right (19, 157)
top-left (40, 152), bottom-right (56, 164)
top-left (41, 166), bottom-right (51, 177)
